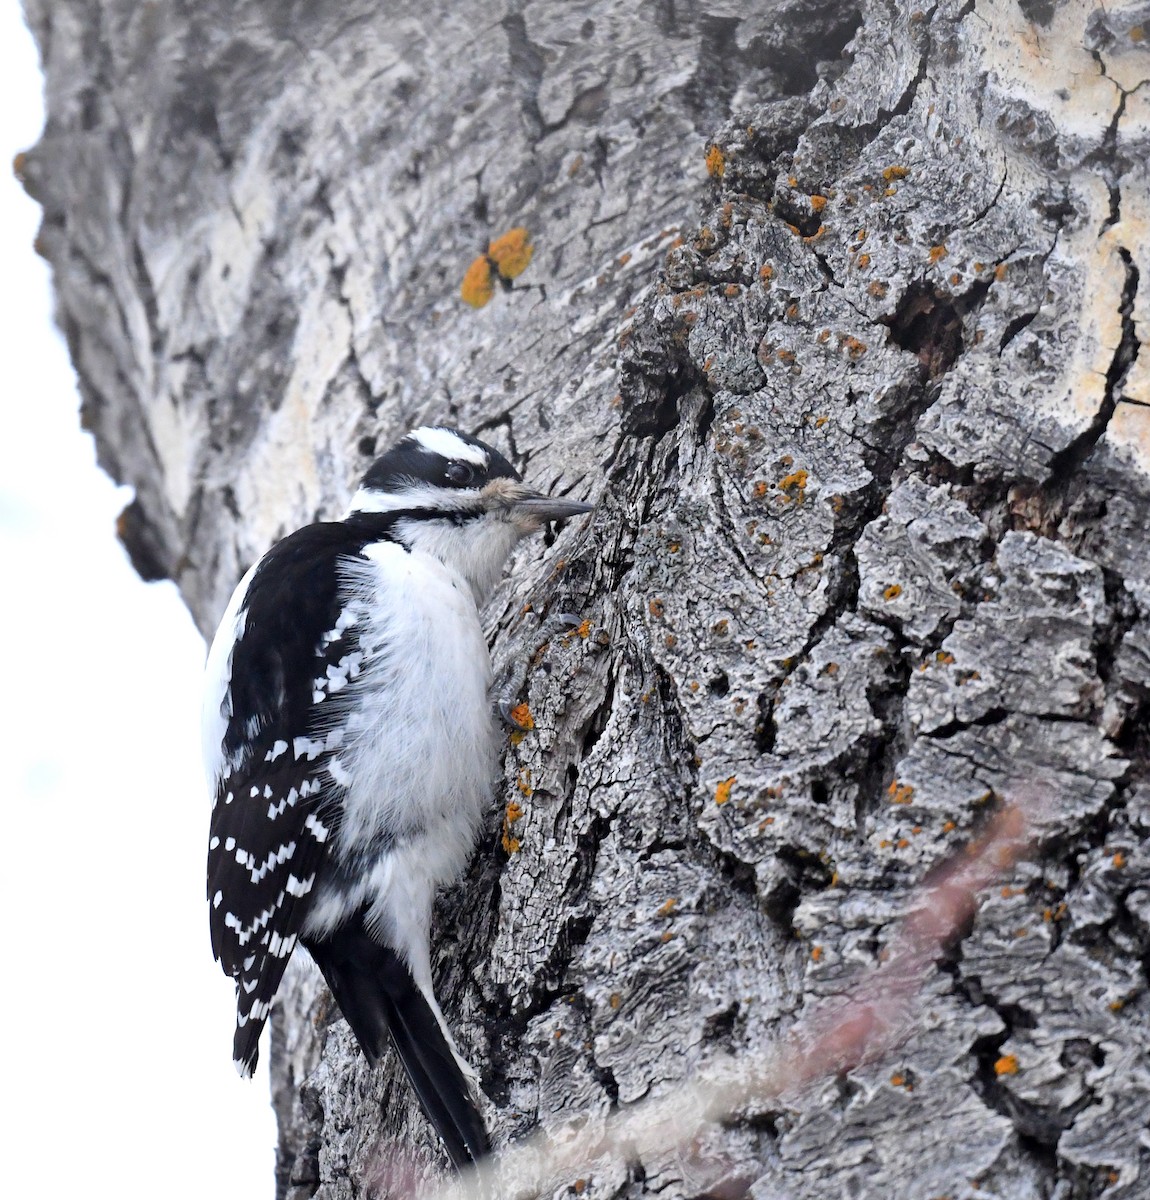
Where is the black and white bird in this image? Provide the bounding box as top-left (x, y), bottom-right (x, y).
top-left (203, 426), bottom-right (591, 1168)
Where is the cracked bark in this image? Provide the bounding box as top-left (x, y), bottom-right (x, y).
top-left (22, 1), bottom-right (1150, 1198)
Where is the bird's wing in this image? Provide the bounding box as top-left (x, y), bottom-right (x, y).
top-left (205, 522), bottom-right (372, 1075)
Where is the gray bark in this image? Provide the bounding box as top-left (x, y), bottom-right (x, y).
top-left (23, 1), bottom-right (1150, 1198)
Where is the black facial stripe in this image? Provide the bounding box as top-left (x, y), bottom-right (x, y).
top-left (359, 429), bottom-right (520, 494)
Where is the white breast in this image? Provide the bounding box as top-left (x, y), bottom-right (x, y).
top-left (326, 540), bottom-right (496, 876)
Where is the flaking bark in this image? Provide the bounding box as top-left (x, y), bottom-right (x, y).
top-left (23, 1), bottom-right (1150, 1197)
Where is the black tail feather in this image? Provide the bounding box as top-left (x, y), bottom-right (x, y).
top-left (306, 921), bottom-right (490, 1170)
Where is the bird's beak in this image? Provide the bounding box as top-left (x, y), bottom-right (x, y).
top-left (511, 493), bottom-right (595, 524)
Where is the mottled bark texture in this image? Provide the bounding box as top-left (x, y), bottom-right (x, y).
top-left (23, 0), bottom-right (1150, 1197)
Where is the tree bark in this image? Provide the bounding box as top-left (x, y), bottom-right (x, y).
top-left (24, 1), bottom-right (1150, 1197)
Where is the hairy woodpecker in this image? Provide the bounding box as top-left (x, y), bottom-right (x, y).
top-left (203, 426), bottom-right (592, 1168)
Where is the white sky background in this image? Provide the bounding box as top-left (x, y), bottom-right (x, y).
top-left (1, 10), bottom-right (276, 1196)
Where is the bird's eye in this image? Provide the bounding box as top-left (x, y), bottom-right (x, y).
top-left (445, 462), bottom-right (475, 486)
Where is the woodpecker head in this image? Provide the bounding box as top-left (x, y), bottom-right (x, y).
top-left (346, 426), bottom-right (592, 600)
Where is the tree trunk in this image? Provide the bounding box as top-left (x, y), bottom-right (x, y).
top-left (24, 1), bottom-right (1150, 1197)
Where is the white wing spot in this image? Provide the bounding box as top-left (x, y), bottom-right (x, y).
top-left (265, 739), bottom-right (289, 762)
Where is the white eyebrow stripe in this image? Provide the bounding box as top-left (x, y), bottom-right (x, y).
top-left (409, 427), bottom-right (488, 466)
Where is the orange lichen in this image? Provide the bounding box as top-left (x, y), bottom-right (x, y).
top-left (882, 165), bottom-right (909, 181)
top-left (460, 255), bottom-right (495, 307)
top-left (487, 226), bottom-right (534, 279)
top-left (778, 468), bottom-right (809, 500)
top-left (811, 945), bottom-right (823, 962)
top-left (715, 776), bottom-right (736, 806)
top-left (994, 262), bottom-right (1008, 281)
top-left (510, 703), bottom-right (535, 730)
top-left (888, 781), bottom-right (915, 805)
top-left (657, 898), bottom-right (679, 917)
top-left (660, 930), bottom-right (674, 943)
top-left (1112, 851), bottom-right (1127, 868)
top-left (753, 481), bottom-right (768, 498)
top-left (810, 194), bottom-right (827, 212)
top-left (516, 769), bottom-right (533, 798)
top-left (609, 993), bottom-right (621, 1011)
top-left (867, 281), bottom-right (889, 298)
top-left (502, 799), bottom-right (525, 853)
top-left (705, 144), bottom-right (727, 178)
top-left (994, 1055), bottom-right (1019, 1076)
top-left (883, 583), bottom-right (903, 600)
top-left (929, 244), bottom-right (949, 264)
top-left (942, 820), bottom-right (957, 833)
top-left (760, 263), bottom-right (775, 282)
top-left (843, 335), bottom-right (867, 358)
top-left (649, 598), bottom-right (665, 618)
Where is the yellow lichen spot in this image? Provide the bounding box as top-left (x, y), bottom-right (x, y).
top-left (994, 1055), bottom-right (1019, 1076)
top-left (810, 194), bottom-right (827, 212)
top-left (487, 226), bottom-right (534, 279)
top-left (460, 255), bottom-right (495, 307)
top-left (715, 776), bottom-right (736, 806)
top-left (705, 144), bottom-right (727, 178)
top-left (660, 930), bottom-right (674, 943)
top-left (888, 780), bottom-right (915, 805)
top-left (815, 414), bottom-right (829, 428)
top-left (1109, 998), bottom-right (1125, 1011)
top-left (609, 993), bottom-right (621, 1011)
top-left (657, 898), bottom-right (678, 917)
top-left (936, 651), bottom-right (955, 664)
top-left (883, 583), bottom-right (903, 601)
top-left (811, 945), bottom-right (823, 962)
top-left (1129, 23), bottom-right (1145, 42)
top-left (857, 251), bottom-right (872, 269)
top-left (883, 186), bottom-right (897, 197)
top-left (787, 175), bottom-right (798, 187)
top-left (879, 838), bottom-right (891, 849)
top-left (502, 799), bottom-right (525, 854)
top-left (516, 769), bottom-right (533, 798)
top-left (1112, 851), bottom-right (1126, 869)
top-left (929, 244), bottom-right (949, 264)
top-left (882, 165), bottom-right (909, 181)
top-left (778, 468), bottom-right (809, 500)
top-left (576, 619), bottom-right (593, 639)
top-left (994, 261), bottom-right (1008, 281)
